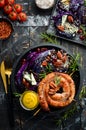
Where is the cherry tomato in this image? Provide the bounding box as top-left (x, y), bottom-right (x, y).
top-left (0, 0), bottom-right (5, 8)
top-left (8, 11), bottom-right (17, 21)
top-left (18, 12), bottom-right (27, 22)
top-left (5, 0), bottom-right (15, 5)
top-left (13, 3), bottom-right (22, 13)
top-left (4, 4), bottom-right (12, 14)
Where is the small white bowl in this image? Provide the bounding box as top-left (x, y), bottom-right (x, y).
top-left (20, 90), bottom-right (39, 111)
top-left (35, 0), bottom-right (55, 10)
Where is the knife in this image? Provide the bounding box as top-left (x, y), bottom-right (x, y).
top-left (0, 61), bottom-right (14, 127)
top-left (1, 61), bottom-right (8, 94)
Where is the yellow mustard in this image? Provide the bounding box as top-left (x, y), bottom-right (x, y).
top-left (21, 91), bottom-right (39, 110)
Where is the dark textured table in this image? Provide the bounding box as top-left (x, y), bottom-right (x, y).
top-left (0, 0), bottom-right (86, 130)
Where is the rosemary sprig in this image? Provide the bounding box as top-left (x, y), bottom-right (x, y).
top-left (68, 53), bottom-right (80, 76)
top-left (39, 64), bottom-right (53, 79)
top-left (56, 104), bottom-right (77, 126)
top-left (13, 92), bottom-right (21, 97)
top-left (45, 64), bottom-right (52, 73)
top-left (40, 33), bottom-right (59, 44)
top-left (80, 25), bottom-right (86, 39)
top-left (39, 72), bottom-right (46, 79)
top-left (55, 76), bottom-right (61, 85)
top-left (84, 0), bottom-right (86, 6)
top-left (79, 86), bottom-right (86, 99)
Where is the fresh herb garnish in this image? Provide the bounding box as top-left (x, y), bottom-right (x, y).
top-left (84, 0), bottom-right (86, 7)
top-left (55, 76), bottom-right (61, 85)
top-left (56, 104), bottom-right (77, 126)
top-left (39, 72), bottom-right (46, 79)
top-left (40, 33), bottom-right (59, 44)
top-left (80, 25), bottom-right (86, 40)
top-left (13, 92), bottom-right (21, 97)
top-left (79, 86), bottom-right (86, 99)
top-left (68, 53), bottom-right (80, 76)
top-left (45, 63), bottom-right (52, 73)
top-left (39, 64), bottom-right (53, 79)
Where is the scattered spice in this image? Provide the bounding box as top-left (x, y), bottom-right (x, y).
top-left (0, 21), bottom-right (12, 39)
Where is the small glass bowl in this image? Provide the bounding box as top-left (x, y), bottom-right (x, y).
top-left (20, 90), bottom-right (39, 111)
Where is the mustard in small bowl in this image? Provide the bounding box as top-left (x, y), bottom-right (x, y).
top-left (20, 90), bottom-right (39, 111)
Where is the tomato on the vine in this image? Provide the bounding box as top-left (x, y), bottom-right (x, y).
top-left (4, 4), bottom-right (12, 14)
top-left (8, 11), bottom-right (17, 21)
top-left (13, 4), bottom-right (22, 13)
top-left (18, 12), bottom-right (27, 22)
top-left (5, 0), bottom-right (15, 5)
top-left (0, 0), bottom-right (27, 22)
top-left (0, 0), bottom-right (5, 8)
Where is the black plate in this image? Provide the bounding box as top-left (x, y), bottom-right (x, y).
top-left (47, 0), bottom-right (86, 46)
top-left (11, 43), bottom-right (82, 116)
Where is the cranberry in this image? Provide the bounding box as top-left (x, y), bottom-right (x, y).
top-left (21, 59), bottom-right (26, 64)
top-left (77, 29), bottom-right (83, 34)
top-left (79, 35), bottom-right (85, 40)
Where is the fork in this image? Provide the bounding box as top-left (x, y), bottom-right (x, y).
top-left (0, 61), bottom-right (14, 127)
